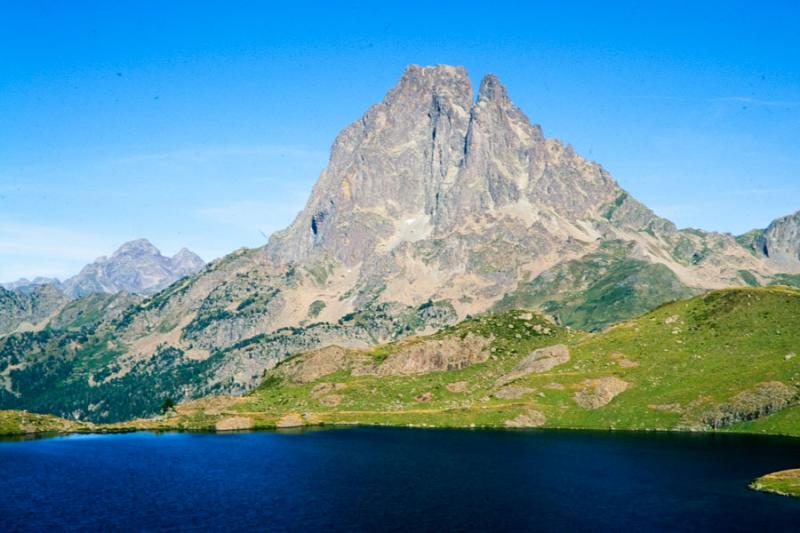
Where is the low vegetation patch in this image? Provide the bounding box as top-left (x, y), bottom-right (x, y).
top-left (750, 469), bottom-right (800, 498)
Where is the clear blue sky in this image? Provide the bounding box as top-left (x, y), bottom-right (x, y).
top-left (1, 1), bottom-right (799, 281)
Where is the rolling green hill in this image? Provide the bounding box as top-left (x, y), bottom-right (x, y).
top-left (213, 285), bottom-right (800, 433)
top-left (0, 410), bottom-right (88, 436)
top-left (3, 287), bottom-right (799, 439)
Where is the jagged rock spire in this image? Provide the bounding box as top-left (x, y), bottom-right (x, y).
top-left (267, 65), bottom-right (625, 266)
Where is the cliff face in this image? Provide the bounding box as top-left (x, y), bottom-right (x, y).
top-left (756, 211), bottom-right (800, 268)
top-left (0, 284), bottom-right (69, 336)
top-left (265, 66), bottom-right (627, 280)
top-left (262, 65), bottom-right (789, 318)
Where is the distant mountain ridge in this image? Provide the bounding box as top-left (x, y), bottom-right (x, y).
top-left (60, 239), bottom-right (205, 298)
top-left (3, 239), bottom-right (205, 298)
top-left (1, 277), bottom-right (61, 292)
top-left (0, 239), bottom-right (204, 336)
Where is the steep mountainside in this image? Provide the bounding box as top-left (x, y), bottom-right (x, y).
top-left (0, 239), bottom-right (202, 337)
top-left (1, 65), bottom-right (798, 422)
top-left (0, 284), bottom-right (69, 336)
top-left (61, 239), bottom-right (205, 298)
top-left (740, 210), bottom-right (800, 270)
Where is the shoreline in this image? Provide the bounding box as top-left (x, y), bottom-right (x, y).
top-left (4, 413), bottom-right (800, 441)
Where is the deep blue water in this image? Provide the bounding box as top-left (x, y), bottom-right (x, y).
top-left (2, 428), bottom-right (800, 532)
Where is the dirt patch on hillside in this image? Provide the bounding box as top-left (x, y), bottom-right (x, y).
top-left (610, 352), bottom-right (639, 368)
top-left (318, 394), bottom-right (343, 407)
top-left (310, 382), bottom-right (347, 397)
top-left (494, 385), bottom-right (535, 400)
top-left (414, 392), bottom-right (434, 402)
top-left (574, 377), bottom-right (629, 408)
top-left (648, 403), bottom-right (682, 413)
top-left (446, 381), bottom-right (469, 393)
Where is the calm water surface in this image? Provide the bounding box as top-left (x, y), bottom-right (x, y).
top-left (1, 427), bottom-right (800, 532)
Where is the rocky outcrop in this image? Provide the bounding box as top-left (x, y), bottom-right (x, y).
top-left (504, 409), bottom-right (546, 428)
top-left (574, 377), bottom-right (630, 409)
top-left (493, 385), bottom-right (535, 400)
top-left (275, 413), bottom-right (305, 428)
top-left (273, 330), bottom-right (492, 385)
top-left (446, 381), bottom-right (469, 393)
top-left (495, 345), bottom-right (570, 386)
top-left (750, 211), bottom-right (800, 271)
top-left (215, 416), bottom-right (254, 431)
top-left (692, 381), bottom-right (797, 429)
top-left (276, 346), bottom-right (371, 384)
top-left (365, 333), bottom-right (492, 377)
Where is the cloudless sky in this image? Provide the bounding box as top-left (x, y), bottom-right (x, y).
top-left (1, 1), bottom-right (799, 281)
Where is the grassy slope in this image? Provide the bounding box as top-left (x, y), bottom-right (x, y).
top-left (492, 241), bottom-right (697, 331)
top-left (750, 469), bottom-right (800, 498)
top-left (0, 410), bottom-right (87, 436)
top-left (3, 287), bottom-right (799, 437)
top-left (153, 286), bottom-right (800, 434)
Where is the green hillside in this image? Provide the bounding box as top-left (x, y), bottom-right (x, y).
top-left (492, 241), bottom-right (698, 331)
top-left (126, 286), bottom-right (800, 435)
top-left (750, 469), bottom-right (800, 498)
top-left (0, 410), bottom-right (87, 436)
top-left (2, 287), bottom-right (799, 438)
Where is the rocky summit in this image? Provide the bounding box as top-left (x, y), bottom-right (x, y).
top-left (0, 239), bottom-right (204, 336)
top-left (1, 65), bottom-right (798, 423)
top-left (266, 65), bottom-right (797, 320)
top-left (60, 239), bottom-right (205, 298)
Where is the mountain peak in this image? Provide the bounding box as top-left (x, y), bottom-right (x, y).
top-left (477, 73), bottom-right (507, 103)
top-left (754, 209), bottom-right (800, 267)
top-left (400, 64), bottom-right (471, 85)
top-left (112, 239), bottom-right (161, 258)
top-left (61, 240), bottom-right (204, 298)
top-left (266, 64), bottom-right (629, 268)
top-left (385, 64), bottom-right (474, 111)
top-left (171, 248), bottom-right (206, 275)
top-left (172, 247), bottom-right (194, 259)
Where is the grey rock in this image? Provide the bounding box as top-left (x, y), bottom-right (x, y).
top-left (0, 284), bottom-right (69, 336)
top-left (754, 211), bottom-right (800, 268)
